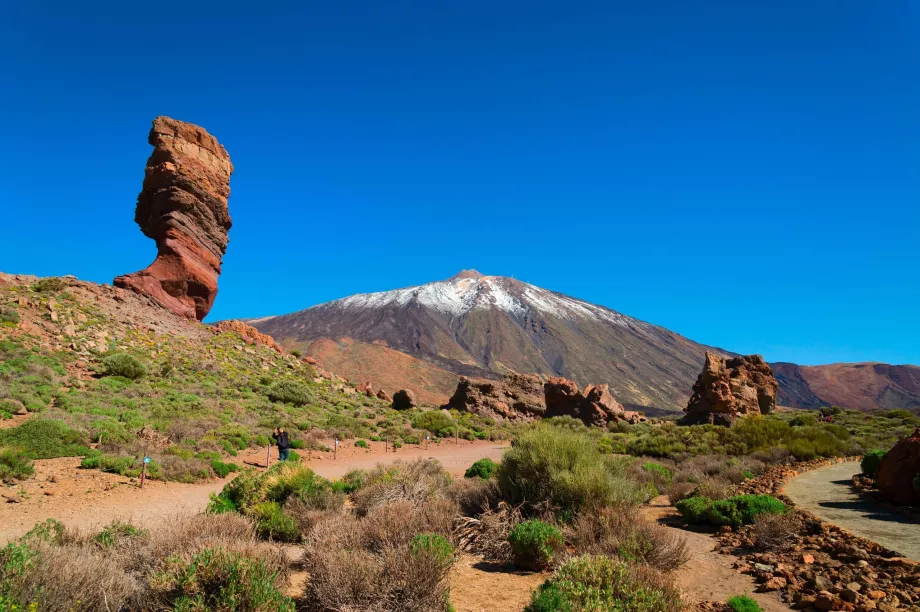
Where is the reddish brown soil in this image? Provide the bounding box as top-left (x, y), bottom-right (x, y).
top-left (304, 337), bottom-right (459, 405)
top-left (0, 439), bottom-right (507, 543)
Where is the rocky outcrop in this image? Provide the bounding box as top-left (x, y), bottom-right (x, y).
top-left (392, 389), bottom-right (416, 410)
top-left (355, 381), bottom-right (374, 397)
top-left (442, 373), bottom-right (545, 422)
top-left (376, 389), bottom-right (392, 403)
top-left (543, 377), bottom-right (643, 427)
top-left (212, 320), bottom-right (282, 353)
top-left (683, 352), bottom-right (778, 426)
top-left (876, 428), bottom-right (920, 506)
top-left (115, 116), bottom-right (233, 321)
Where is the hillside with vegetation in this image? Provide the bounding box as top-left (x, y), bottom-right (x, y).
top-left (0, 273), bottom-right (508, 484)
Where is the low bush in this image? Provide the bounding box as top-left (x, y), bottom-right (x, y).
top-left (266, 381), bottom-right (313, 406)
top-left (570, 505), bottom-right (690, 572)
top-left (446, 477), bottom-right (501, 516)
top-left (861, 449), bottom-right (887, 478)
top-left (752, 513), bottom-right (800, 551)
top-left (410, 533), bottom-right (455, 569)
top-left (95, 520), bottom-right (148, 548)
top-left (0, 307), bottom-right (20, 326)
top-left (0, 449), bottom-right (34, 482)
top-left (350, 458), bottom-right (452, 515)
top-left (149, 546), bottom-right (294, 611)
top-left (101, 352), bottom-right (146, 379)
top-left (32, 277), bottom-right (67, 293)
top-left (499, 425), bottom-right (654, 518)
top-left (211, 460), bottom-right (240, 478)
top-left (354, 439), bottom-right (369, 449)
top-left (250, 501), bottom-right (300, 542)
top-left (465, 457), bottom-right (498, 480)
top-left (677, 495), bottom-right (787, 529)
top-left (641, 461), bottom-right (673, 485)
top-left (0, 418), bottom-right (90, 460)
top-left (728, 594), bottom-right (763, 612)
top-left (508, 520), bottom-right (564, 570)
top-left (525, 555), bottom-right (681, 612)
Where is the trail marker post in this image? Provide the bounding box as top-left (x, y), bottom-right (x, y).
top-left (140, 456), bottom-right (150, 489)
top-left (266, 443), bottom-right (271, 469)
top-left (334, 438), bottom-right (338, 460)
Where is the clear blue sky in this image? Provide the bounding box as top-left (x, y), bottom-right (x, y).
top-left (1, 1), bottom-right (917, 366)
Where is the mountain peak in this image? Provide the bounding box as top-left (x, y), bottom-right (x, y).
top-left (450, 269), bottom-right (485, 280)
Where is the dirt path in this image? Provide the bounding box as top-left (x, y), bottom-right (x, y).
top-left (784, 461), bottom-right (920, 561)
top-left (450, 555), bottom-right (546, 612)
top-left (643, 500), bottom-right (791, 611)
top-left (0, 440), bottom-right (507, 543)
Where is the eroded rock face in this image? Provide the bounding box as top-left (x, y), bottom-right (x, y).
top-left (212, 320), bottom-right (282, 353)
top-left (115, 117), bottom-right (233, 320)
top-left (876, 428), bottom-right (920, 506)
top-left (544, 376), bottom-right (640, 427)
top-left (392, 389), bottom-right (416, 410)
top-left (683, 352), bottom-right (778, 426)
top-left (442, 373), bottom-right (545, 422)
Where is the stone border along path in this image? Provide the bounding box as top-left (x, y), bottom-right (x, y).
top-left (784, 461), bottom-right (920, 561)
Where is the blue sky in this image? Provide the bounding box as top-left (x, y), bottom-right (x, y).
top-left (1, 1), bottom-right (917, 366)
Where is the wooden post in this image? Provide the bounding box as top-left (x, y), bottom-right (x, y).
top-left (334, 438), bottom-right (338, 460)
top-left (455, 426), bottom-right (459, 446)
top-left (385, 435), bottom-right (388, 453)
top-left (140, 456), bottom-right (148, 489)
top-left (266, 444), bottom-right (271, 469)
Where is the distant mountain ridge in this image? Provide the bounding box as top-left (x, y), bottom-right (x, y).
top-left (250, 270), bottom-right (920, 413)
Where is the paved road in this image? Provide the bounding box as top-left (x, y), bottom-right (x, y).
top-left (785, 461), bottom-right (920, 560)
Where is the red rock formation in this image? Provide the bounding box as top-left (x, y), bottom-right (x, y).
top-left (115, 117), bottom-right (233, 320)
top-left (683, 352), bottom-right (778, 426)
top-left (356, 381), bottom-right (374, 397)
top-left (442, 373), bottom-right (545, 422)
top-left (212, 320), bottom-right (282, 353)
top-left (544, 377), bottom-right (639, 427)
top-left (376, 389), bottom-right (392, 403)
top-left (392, 389), bottom-right (416, 410)
top-left (875, 428), bottom-right (920, 506)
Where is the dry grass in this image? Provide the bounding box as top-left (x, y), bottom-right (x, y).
top-left (303, 502), bottom-right (456, 612)
top-left (752, 512), bottom-right (802, 551)
top-left (446, 477), bottom-right (501, 516)
top-left (570, 504), bottom-right (690, 572)
top-left (351, 458), bottom-right (452, 515)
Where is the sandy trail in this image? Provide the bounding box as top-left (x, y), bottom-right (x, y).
top-left (0, 439), bottom-right (507, 542)
top-left (785, 461), bottom-right (920, 561)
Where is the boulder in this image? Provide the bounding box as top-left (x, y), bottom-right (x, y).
top-left (544, 377), bottom-right (634, 427)
top-left (376, 389), bottom-right (392, 403)
top-left (875, 427), bottom-right (920, 506)
top-left (212, 320), bottom-right (282, 353)
top-left (441, 372), bottom-right (545, 422)
top-left (392, 389), bottom-right (416, 410)
top-left (115, 117), bottom-right (233, 321)
top-left (355, 381), bottom-right (374, 397)
top-left (682, 352), bottom-right (778, 426)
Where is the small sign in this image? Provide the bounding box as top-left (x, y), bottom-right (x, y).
top-left (334, 439), bottom-right (339, 446)
top-left (143, 456), bottom-right (150, 464)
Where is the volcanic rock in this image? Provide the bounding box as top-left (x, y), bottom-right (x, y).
top-left (213, 320), bottom-right (282, 353)
top-left (442, 373), bottom-right (545, 422)
top-left (683, 352), bottom-right (778, 426)
top-left (392, 389), bottom-right (416, 410)
top-left (544, 377), bottom-right (639, 427)
top-left (376, 389), bottom-right (392, 402)
top-left (114, 116), bottom-right (233, 321)
top-left (875, 427), bottom-right (920, 506)
top-left (355, 381), bottom-right (374, 397)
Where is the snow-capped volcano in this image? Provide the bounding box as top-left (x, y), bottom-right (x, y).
top-left (251, 270), bottom-right (724, 412)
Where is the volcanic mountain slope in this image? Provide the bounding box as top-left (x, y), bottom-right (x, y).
top-left (773, 362), bottom-right (920, 411)
top-left (251, 271), bottom-right (726, 412)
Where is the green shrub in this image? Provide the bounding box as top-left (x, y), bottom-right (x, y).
top-left (0, 450), bottom-right (34, 482)
top-left (465, 458), bottom-right (498, 480)
top-left (677, 495), bottom-right (786, 529)
top-left (206, 493), bottom-right (238, 514)
top-left (508, 520), bottom-right (564, 570)
top-left (410, 533), bottom-right (455, 568)
top-left (728, 594), bottom-right (762, 612)
top-left (32, 277), bottom-right (67, 293)
top-left (0, 307), bottom-right (19, 326)
top-left (290, 349), bottom-right (302, 358)
top-left (211, 460), bottom-right (240, 478)
top-left (819, 406), bottom-right (842, 417)
top-left (354, 439), bottom-right (369, 449)
top-left (251, 501), bottom-right (300, 542)
top-left (101, 352), bottom-right (146, 379)
top-left (861, 449), bottom-right (887, 478)
top-left (266, 381), bottom-right (313, 406)
top-left (0, 419), bottom-right (90, 459)
top-left (150, 547), bottom-right (294, 611)
top-left (642, 461), bottom-right (673, 484)
top-left (525, 555), bottom-right (681, 612)
top-left (95, 520), bottom-right (148, 547)
top-left (499, 425), bottom-right (653, 517)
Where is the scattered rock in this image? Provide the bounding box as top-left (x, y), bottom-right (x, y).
top-left (212, 320), bottom-right (282, 353)
top-left (114, 116), bottom-right (234, 321)
top-left (875, 427), bottom-right (920, 506)
top-left (355, 381), bottom-right (374, 397)
top-left (392, 389), bottom-right (416, 410)
top-left (544, 377), bottom-right (642, 427)
top-left (2, 494), bottom-right (22, 503)
top-left (682, 351), bottom-right (779, 426)
top-left (376, 389), bottom-right (392, 403)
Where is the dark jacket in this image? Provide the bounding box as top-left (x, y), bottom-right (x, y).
top-left (272, 431), bottom-right (290, 450)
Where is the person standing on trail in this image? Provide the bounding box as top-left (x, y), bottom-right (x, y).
top-left (272, 427), bottom-right (291, 461)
